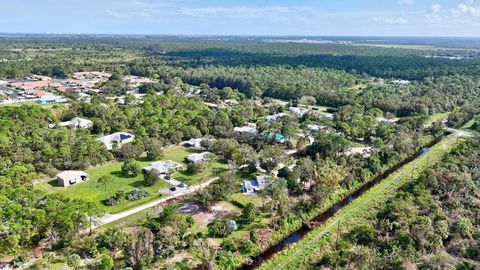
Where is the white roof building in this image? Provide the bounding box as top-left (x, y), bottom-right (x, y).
top-left (97, 132), bottom-right (135, 150)
top-left (288, 107), bottom-right (309, 116)
top-left (306, 123), bottom-right (326, 131)
top-left (234, 126), bottom-right (258, 135)
top-left (180, 138), bottom-right (203, 148)
top-left (345, 146), bottom-right (373, 158)
top-left (143, 160), bottom-right (183, 174)
top-left (320, 113), bottom-right (335, 120)
top-left (266, 113), bottom-right (286, 122)
top-left (54, 117), bottom-right (93, 129)
top-left (186, 152), bottom-right (211, 163)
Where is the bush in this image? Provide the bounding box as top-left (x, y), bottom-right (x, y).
top-left (127, 189), bottom-right (149, 201)
top-left (104, 196), bottom-right (120, 206)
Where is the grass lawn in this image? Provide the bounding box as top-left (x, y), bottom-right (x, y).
top-left (259, 133), bottom-right (465, 270)
top-left (36, 146), bottom-right (228, 214)
top-left (230, 193), bottom-right (265, 208)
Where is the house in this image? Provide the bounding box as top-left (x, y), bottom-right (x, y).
top-left (378, 117), bottom-right (398, 125)
top-left (143, 160), bottom-right (183, 175)
top-left (186, 152), bottom-right (211, 163)
top-left (345, 146), bottom-right (373, 158)
top-left (55, 117), bottom-right (93, 129)
top-left (320, 113), bottom-right (335, 120)
top-left (11, 81), bottom-right (52, 91)
top-left (306, 123), bottom-right (326, 131)
top-left (288, 106), bottom-right (309, 116)
top-left (241, 176), bottom-right (268, 194)
top-left (224, 99), bottom-right (239, 106)
top-left (37, 95), bottom-right (64, 104)
top-left (180, 138), bottom-right (203, 148)
top-left (57, 171), bottom-right (88, 187)
top-left (32, 74), bottom-right (52, 81)
top-left (266, 113), bottom-right (286, 122)
top-left (21, 90), bottom-right (51, 98)
top-left (234, 126), bottom-right (258, 135)
top-left (97, 132), bottom-right (135, 150)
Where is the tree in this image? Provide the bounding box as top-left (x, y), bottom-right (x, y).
top-left (259, 145), bottom-right (286, 173)
top-left (98, 254), bottom-right (114, 270)
top-left (146, 139), bottom-right (164, 160)
top-left (66, 253), bottom-right (81, 270)
top-left (260, 178), bottom-right (289, 217)
top-left (311, 161), bottom-right (345, 206)
top-left (123, 229), bottom-right (154, 269)
top-left (192, 239), bottom-right (216, 270)
top-left (144, 169), bottom-right (161, 186)
top-left (231, 144), bottom-right (257, 167)
top-left (121, 158), bottom-right (140, 177)
top-left (97, 175), bottom-right (114, 194)
top-left (187, 161), bottom-right (206, 174)
top-left (241, 203), bottom-right (256, 224)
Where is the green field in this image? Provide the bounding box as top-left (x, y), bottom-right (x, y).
top-left (259, 132), bottom-right (465, 270)
top-left (36, 146), bottom-right (228, 213)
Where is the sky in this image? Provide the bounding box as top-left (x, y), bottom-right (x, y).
top-left (1, 0), bottom-right (480, 36)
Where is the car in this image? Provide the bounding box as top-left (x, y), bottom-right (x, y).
top-left (169, 187), bottom-right (177, 192)
top-left (177, 183), bottom-right (186, 188)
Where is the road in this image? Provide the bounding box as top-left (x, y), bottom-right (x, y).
top-left (91, 177), bottom-right (218, 230)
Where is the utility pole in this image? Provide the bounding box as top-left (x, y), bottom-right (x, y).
top-left (410, 162), bottom-right (415, 181)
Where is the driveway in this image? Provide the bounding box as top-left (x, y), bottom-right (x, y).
top-left (90, 177), bottom-right (218, 230)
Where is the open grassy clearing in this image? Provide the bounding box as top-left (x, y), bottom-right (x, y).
top-left (35, 146), bottom-right (228, 214)
top-left (259, 132), bottom-right (464, 270)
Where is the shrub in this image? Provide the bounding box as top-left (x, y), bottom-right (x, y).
top-left (127, 189), bottom-right (149, 201)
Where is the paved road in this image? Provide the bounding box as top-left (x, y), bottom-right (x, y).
top-left (91, 177), bottom-right (218, 230)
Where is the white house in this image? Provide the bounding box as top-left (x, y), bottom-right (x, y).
top-left (306, 123), bottom-right (326, 131)
top-left (57, 171), bottom-right (88, 187)
top-left (320, 113), bottom-right (335, 120)
top-left (97, 132), bottom-right (135, 150)
top-left (345, 146), bottom-right (373, 158)
top-left (234, 126), bottom-right (258, 135)
top-left (265, 113), bottom-right (286, 122)
top-left (288, 107), bottom-right (309, 116)
top-left (241, 176), bottom-right (268, 194)
top-left (186, 152), bottom-right (211, 163)
top-left (180, 138), bottom-right (203, 148)
top-left (53, 117), bottom-right (93, 129)
top-left (378, 117), bottom-right (398, 125)
top-left (143, 160), bottom-right (183, 175)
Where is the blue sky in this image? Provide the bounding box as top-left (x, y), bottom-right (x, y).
top-left (1, 0), bottom-right (480, 36)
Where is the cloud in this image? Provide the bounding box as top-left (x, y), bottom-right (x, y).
top-left (374, 17), bottom-right (408, 25)
top-left (397, 0), bottom-right (414, 6)
top-left (451, 4), bottom-right (480, 16)
top-left (429, 4), bottom-right (442, 13)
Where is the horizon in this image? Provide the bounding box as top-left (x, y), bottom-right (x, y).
top-left (2, 0), bottom-right (480, 37)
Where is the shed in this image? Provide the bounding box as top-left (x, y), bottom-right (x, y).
top-left (57, 171), bottom-right (88, 187)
